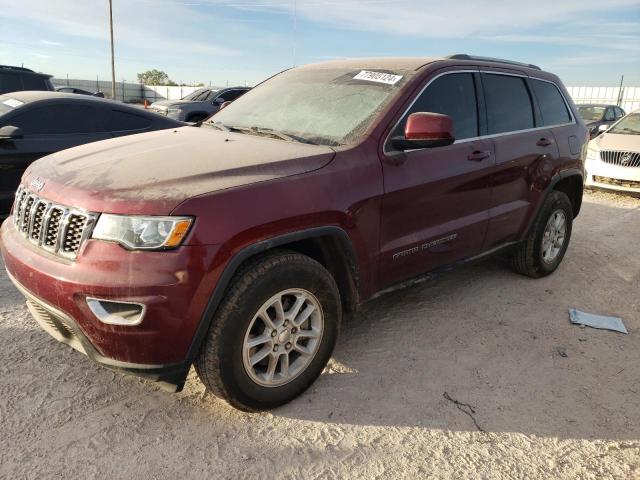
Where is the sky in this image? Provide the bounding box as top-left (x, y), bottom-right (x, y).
top-left (1, 0), bottom-right (639, 87)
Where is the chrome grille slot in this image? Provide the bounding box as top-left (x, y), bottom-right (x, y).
top-left (42, 207), bottom-right (64, 250)
top-left (600, 150), bottom-right (640, 168)
top-left (20, 196), bottom-right (35, 233)
top-left (61, 214), bottom-right (88, 257)
top-left (11, 186), bottom-right (97, 260)
top-left (29, 200), bottom-right (48, 243)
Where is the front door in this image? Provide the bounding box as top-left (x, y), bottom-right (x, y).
top-left (378, 70), bottom-right (493, 289)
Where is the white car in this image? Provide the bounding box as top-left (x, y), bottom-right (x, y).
top-left (585, 110), bottom-right (640, 194)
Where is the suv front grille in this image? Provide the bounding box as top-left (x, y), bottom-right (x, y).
top-left (600, 150), bottom-right (640, 168)
top-left (13, 186), bottom-right (98, 260)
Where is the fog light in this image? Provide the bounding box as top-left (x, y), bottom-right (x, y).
top-left (86, 298), bottom-right (145, 326)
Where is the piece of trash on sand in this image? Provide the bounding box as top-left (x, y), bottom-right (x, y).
top-left (554, 346), bottom-right (568, 357)
top-left (569, 309), bottom-right (628, 334)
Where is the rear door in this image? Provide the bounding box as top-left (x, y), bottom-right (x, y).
top-left (378, 69), bottom-right (494, 288)
top-left (481, 72), bottom-right (560, 249)
top-left (0, 103), bottom-right (111, 213)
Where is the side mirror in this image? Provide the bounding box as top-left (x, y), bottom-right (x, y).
top-left (213, 97), bottom-right (226, 104)
top-left (392, 112), bottom-right (455, 150)
top-left (93, 91), bottom-right (105, 98)
top-left (598, 124), bottom-right (609, 133)
top-left (0, 125), bottom-right (24, 140)
top-left (219, 101), bottom-right (232, 110)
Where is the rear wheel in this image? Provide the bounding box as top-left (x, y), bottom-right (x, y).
top-left (511, 190), bottom-right (573, 278)
top-left (195, 250), bottom-right (341, 411)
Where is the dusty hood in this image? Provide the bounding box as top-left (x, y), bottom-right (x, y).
top-left (23, 126), bottom-right (335, 215)
top-left (593, 132), bottom-right (640, 152)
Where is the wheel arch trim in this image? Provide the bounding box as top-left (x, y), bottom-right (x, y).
top-left (184, 226), bottom-right (358, 362)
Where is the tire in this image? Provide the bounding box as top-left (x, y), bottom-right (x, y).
top-left (511, 190), bottom-right (573, 278)
top-left (195, 250), bottom-right (341, 411)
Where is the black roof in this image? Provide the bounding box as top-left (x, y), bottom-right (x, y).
top-left (0, 91), bottom-right (179, 120)
top-left (0, 65), bottom-right (51, 77)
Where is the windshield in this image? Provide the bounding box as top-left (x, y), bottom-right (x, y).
top-left (209, 67), bottom-right (414, 146)
top-left (608, 112), bottom-right (640, 135)
top-left (183, 88), bottom-right (209, 101)
top-left (577, 105), bottom-right (605, 122)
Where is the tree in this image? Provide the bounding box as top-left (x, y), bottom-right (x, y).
top-left (137, 69), bottom-right (172, 86)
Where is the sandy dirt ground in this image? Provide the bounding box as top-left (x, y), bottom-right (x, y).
top-left (0, 190), bottom-right (639, 479)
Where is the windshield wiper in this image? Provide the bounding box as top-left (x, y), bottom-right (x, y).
top-left (244, 126), bottom-right (318, 145)
top-left (202, 121), bottom-right (230, 132)
top-left (203, 122), bottom-right (318, 145)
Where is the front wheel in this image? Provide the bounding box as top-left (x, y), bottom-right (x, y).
top-left (195, 251), bottom-right (341, 411)
top-left (511, 190), bottom-right (574, 278)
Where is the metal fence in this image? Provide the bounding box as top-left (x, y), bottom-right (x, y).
top-left (566, 86), bottom-right (640, 112)
top-left (52, 78), bottom-right (640, 112)
top-left (52, 78), bottom-right (240, 103)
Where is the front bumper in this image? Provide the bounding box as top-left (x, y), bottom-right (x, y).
top-left (7, 270), bottom-right (189, 390)
top-left (585, 157), bottom-right (640, 193)
top-left (1, 218), bottom-right (220, 379)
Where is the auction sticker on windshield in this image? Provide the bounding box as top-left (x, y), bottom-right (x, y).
top-left (353, 70), bottom-right (403, 85)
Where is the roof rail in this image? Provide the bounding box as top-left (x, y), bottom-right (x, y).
top-left (0, 65), bottom-right (36, 73)
top-left (446, 54), bottom-right (541, 71)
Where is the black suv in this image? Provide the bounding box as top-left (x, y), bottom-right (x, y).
top-left (0, 65), bottom-right (54, 95)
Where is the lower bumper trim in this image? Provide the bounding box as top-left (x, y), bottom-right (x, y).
top-left (7, 269), bottom-right (190, 392)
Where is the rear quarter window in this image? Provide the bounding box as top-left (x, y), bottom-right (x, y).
top-left (21, 75), bottom-right (50, 91)
top-left (483, 74), bottom-right (534, 134)
top-left (531, 79), bottom-right (572, 126)
top-left (108, 110), bottom-right (152, 132)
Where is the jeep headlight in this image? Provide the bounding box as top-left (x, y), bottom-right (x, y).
top-left (92, 214), bottom-right (193, 250)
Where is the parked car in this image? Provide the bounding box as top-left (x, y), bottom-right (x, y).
top-left (0, 91), bottom-right (185, 215)
top-left (585, 109), bottom-right (640, 194)
top-left (1, 55), bottom-right (587, 411)
top-left (149, 86), bottom-right (249, 122)
top-left (0, 65), bottom-right (54, 95)
top-left (577, 103), bottom-right (625, 138)
top-left (55, 86), bottom-right (105, 97)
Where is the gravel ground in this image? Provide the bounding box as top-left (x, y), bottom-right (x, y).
top-left (0, 189), bottom-right (639, 479)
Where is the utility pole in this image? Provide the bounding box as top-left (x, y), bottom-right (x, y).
top-left (616, 75), bottom-right (625, 106)
top-left (108, 0), bottom-right (116, 100)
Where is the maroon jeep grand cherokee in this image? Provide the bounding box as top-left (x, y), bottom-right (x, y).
top-left (1, 55), bottom-right (587, 411)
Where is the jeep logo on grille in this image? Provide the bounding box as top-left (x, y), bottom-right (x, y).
top-left (29, 178), bottom-right (45, 192)
top-left (620, 153), bottom-right (632, 166)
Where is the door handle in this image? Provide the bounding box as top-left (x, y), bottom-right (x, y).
top-left (467, 150), bottom-right (491, 161)
top-left (536, 137), bottom-right (554, 147)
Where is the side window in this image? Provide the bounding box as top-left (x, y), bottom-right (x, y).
top-left (393, 73), bottom-right (478, 140)
top-left (483, 74), bottom-right (534, 134)
top-left (0, 74), bottom-right (23, 94)
top-left (604, 108), bottom-right (615, 121)
top-left (108, 110), bottom-right (152, 132)
top-left (219, 90), bottom-right (247, 102)
top-left (531, 79), bottom-right (571, 126)
top-left (615, 107), bottom-right (625, 119)
top-left (21, 75), bottom-right (48, 91)
top-left (11, 104), bottom-right (107, 134)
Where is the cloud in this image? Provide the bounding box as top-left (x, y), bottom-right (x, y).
top-left (209, 0), bottom-right (640, 38)
top-left (0, 0), bottom-right (242, 56)
top-left (40, 39), bottom-right (63, 46)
